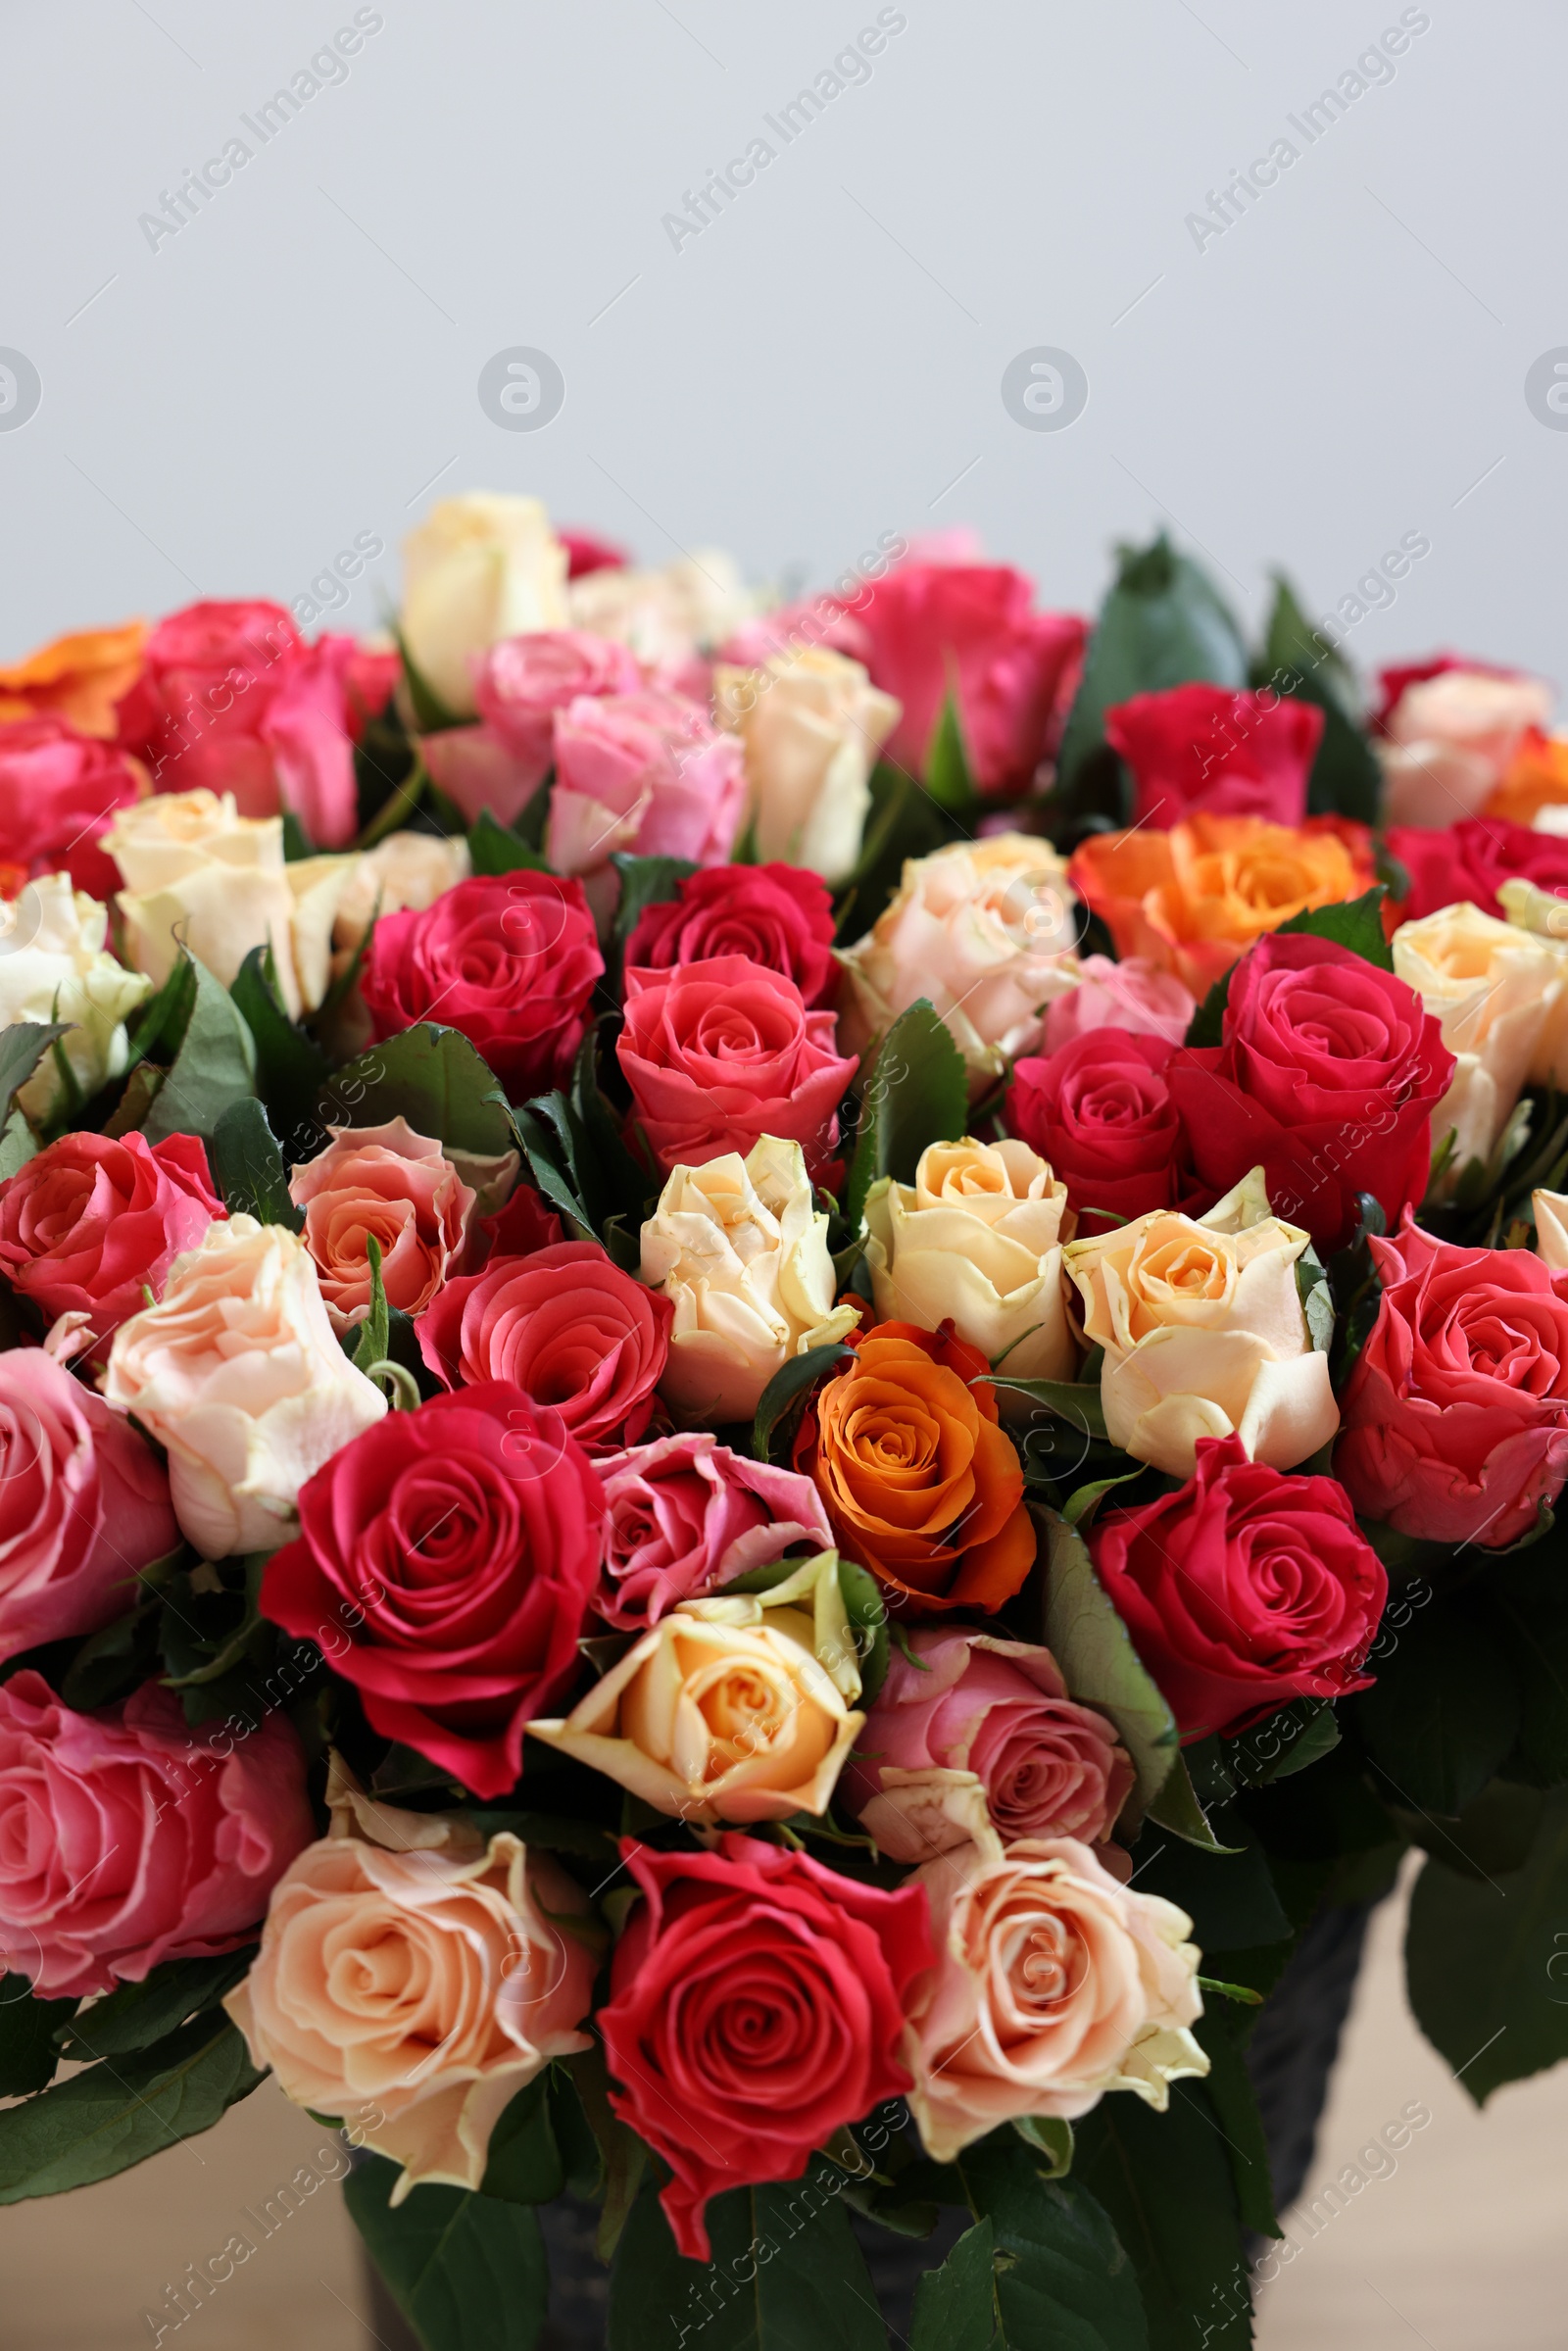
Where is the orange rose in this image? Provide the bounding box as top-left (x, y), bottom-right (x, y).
top-left (0, 622), bottom-right (146, 736)
top-left (794, 1322), bottom-right (1035, 1614)
top-left (1069, 812), bottom-right (1374, 997)
top-left (1483, 727), bottom-right (1568, 828)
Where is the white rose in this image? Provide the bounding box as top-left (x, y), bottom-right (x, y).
top-left (102, 1214), bottom-right (387, 1556)
top-left (1378, 667), bottom-right (1554, 826)
top-left (640, 1136), bottom-right (860, 1426)
top-left (838, 834), bottom-right (1081, 1093)
top-left (0, 876), bottom-right (151, 1123)
top-left (1392, 900), bottom-right (1563, 1177)
top-left (864, 1137), bottom-right (1076, 1385)
top-left (566, 550), bottom-right (752, 671)
top-left (712, 646), bottom-right (900, 884)
top-left (401, 494), bottom-right (569, 717)
top-left (1062, 1168), bottom-right (1339, 1477)
top-left (332, 829), bottom-right (471, 949)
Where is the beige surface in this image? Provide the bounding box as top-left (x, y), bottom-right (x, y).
top-left (2, 1868), bottom-right (1565, 2347)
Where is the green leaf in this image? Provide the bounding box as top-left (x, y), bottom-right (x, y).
top-left (1130, 1818), bottom-right (1292, 1954)
top-left (0, 1023), bottom-right (70, 1129)
top-left (1146, 1755), bottom-right (1242, 1852)
top-left (1038, 1509), bottom-right (1179, 1827)
top-left (326, 1024), bottom-right (515, 1159)
top-left (1356, 1603), bottom-right (1521, 1817)
top-left (209, 1095), bottom-right (301, 1227)
top-left (956, 2133), bottom-right (1151, 2351)
top-left (56, 1950), bottom-right (256, 2060)
top-left (1227, 1697), bottom-right (1340, 1788)
top-left (910, 2215), bottom-right (997, 2351)
top-left (924, 686), bottom-right (980, 813)
top-left (1057, 532), bottom-right (1250, 796)
top-left (0, 1984), bottom-right (77, 2097)
top-left (479, 2073), bottom-right (564, 2206)
top-left (124, 952), bottom-right (198, 1067)
top-left (280, 808), bottom-right (315, 860)
top-left (395, 627), bottom-right (466, 734)
top-left (1074, 2084), bottom-right (1250, 2351)
top-left (352, 1234), bottom-right (390, 1374)
top-left (1011, 2116), bottom-right (1075, 2177)
top-left (836, 760), bottom-right (969, 941)
top-left (1270, 1704), bottom-right (1342, 1781)
top-left (570, 1024), bottom-right (655, 1232)
top-left (1295, 1245), bottom-right (1335, 1352)
top-left (1406, 1786), bottom-right (1568, 2103)
top-left (59, 1598), bottom-right (162, 1712)
top-left (839, 1556), bottom-right (890, 1704)
top-left (514, 1102), bottom-right (597, 1244)
top-left (229, 945), bottom-right (330, 1140)
top-left (467, 808), bottom-right (553, 876)
top-left (988, 1378), bottom-right (1109, 1443)
top-left (1183, 966), bottom-right (1234, 1051)
top-left (0, 1107), bottom-right (36, 1183)
top-left (0, 2018), bottom-right (261, 2201)
top-left (1275, 885), bottom-right (1394, 971)
top-left (561, 2037), bottom-right (649, 2261)
top-left (612, 853), bottom-right (700, 953)
top-left (1256, 574), bottom-right (1383, 826)
top-left (1061, 1473), bottom-right (1143, 1532)
top-left (1193, 2011), bottom-right (1280, 2238)
top-left (752, 1344), bottom-right (854, 1463)
top-left (842, 999), bottom-right (968, 1236)
top-left (345, 2153), bottom-right (548, 2351)
top-left (140, 954), bottom-right (257, 1146)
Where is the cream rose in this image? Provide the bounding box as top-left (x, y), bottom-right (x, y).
top-left (104, 789), bottom-right (350, 1020)
top-left (332, 829), bottom-right (471, 949)
top-left (1062, 1168), bottom-right (1339, 1477)
top-left (225, 1777), bottom-right (596, 2201)
top-left (1379, 667), bottom-right (1554, 827)
top-left (102, 1214), bottom-right (387, 1556)
top-left (640, 1136), bottom-right (859, 1425)
top-left (528, 1551), bottom-right (863, 1824)
top-left (904, 1830), bottom-right (1207, 2162)
top-left (864, 1137), bottom-right (1075, 1384)
top-left (0, 875), bottom-right (151, 1123)
top-left (1392, 901), bottom-right (1563, 1177)
top-left (567, 550), bottom-right (752, 673)
top-left (1534, 1189), bottom-right (1568, 1270)
top-left (838, 834), bottom-right (1081, 1092)
top-left (401, 494), bottom-right (569, 717)
top-left (712, 645), bottom-right (901, 884)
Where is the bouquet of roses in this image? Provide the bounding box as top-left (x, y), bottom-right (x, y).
top-left (1, 498), bottom-right (1566, 2351)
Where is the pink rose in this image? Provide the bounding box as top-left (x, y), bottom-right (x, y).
top-left (1376, 657), bottom-right (1555, 827)
top-left (546, 691), bottom-right (746, 896)
top-left (593, 1432), bottom-right (834, 1630)
top-left (1104, 684), bottom-right (1324, 829)
top-left (0, 1669), bottom-right (313, 1997)
top-left (0, 1348), bottom-right (177, 1664)
top-left (0, 1129), bottom-right (222, 1356)
top-left (289, 1117), bottom-right (476, 1331)
top-left (617, 955), bottom-right (858, 1183)
top-left (843, 1631), bottom-right (1134, 1859)
top-left (417, 1239), bottom-right (673, 1452)
top-left (0, 716), bottom-right (149, 900)
top-left (1336, 1215), bottom-right (1568, 1546)
top-left (1042, 955), bottom-right (1197, 1053)
top-left (476, 629), bottom-right (642, 779)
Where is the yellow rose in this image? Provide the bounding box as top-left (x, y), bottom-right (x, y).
top-left (1392, 900), bottom-right (1563, 1178)
top-left (401, 494), bottom-right (568, 716)
top-left (864, 1137), bottom-right (1075, 1384)
top-left (1061, 1169), bottom-right (1338, 1477)
top-left (712, 645), bottom-right (900, 884)
top-left (528, 1551), bottom-right (863, 1824)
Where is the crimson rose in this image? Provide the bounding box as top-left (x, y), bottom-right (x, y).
top-left (1091, 1435), bottom-right (1388, 1739)
top-left (623, 862), bottom-right (838, 1007)
top-left (261, 1384), bottom-right (604, 1797)
top-left (1007, 1028), bottom-right (1197, 1224)
top-left (1104, 683), bottom-right (1323, 830)
top-left (1387, 815), bottom-right (1568, 924)
top-left (0, 1130), bottom-right (222, 1355)
top-left (0, 716), bottom-right (148, 900)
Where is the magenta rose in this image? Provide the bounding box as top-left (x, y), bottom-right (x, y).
top-left (0, 1129), bottom-right (222, 1355)
top-left (360, 872), bottom-right (604, 1099)
top-left (1104, 683), bottom-right (1324, 829)
top-left (1165, 934), bottom-right (1455, 1253)
top-left (1041, 955), bottom-right (1197, 1054)
top-left (261, 1384), bottom-right (605, 1796)
top-left (1007, 1027), bottom-right (1198, 1223)
top-left (416, 1240), bottom-right (672, 1453)
top-left (0, 1670), bottom-right (313, 1997)
top-left (617, 955), bottom-right (858, 1183)
top-left (0, 1347), bottom-right (177, 1664)
top-left (1336, 1217), bottom-right (1568, 1546)
top-left (624, 862), bottom-right (838, 1008)
top-left (593, 1432), bottom-right (834, 1631)
top-left (1388, 815), bottom-right (1568, 923)
top-left (842, 1629), bottom-right (1135, 1852)
top-left (0, 716), bottom-right (148, 900)
top-left (1091, 1436), bottom-right (1389, 1739)
top-left (546, 690), bottom-right (746, 883)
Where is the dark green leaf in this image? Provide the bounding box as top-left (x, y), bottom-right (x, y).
top-left (1183, 967), bottom-right (1233, 1051)
top-left (57, 1949), bottom-right (256, 2060)
top-left (280, 809), bottom-right (315, 861)
top-left (1384, 1778), bottom-right (1544, 1883)
top-left (0, 2018), bottom-right (261, 2201)
top-left (514, 1102), bottom-right (597, 1244)
top-left (570, 1025), bottom-right (654, 1231)
top-left (352, 1234), bottom-right (390, 1373)
top-left (479, 2074), bottom-right (564, 2206)
top-left (460, 1810), bottom-right (619, 1864)
top-left (1256, 574), bottom-right (1383, 826)
top-left (1228, 1697), bottom-right (1340, 1788)
top-left (1057, 533), bottom-right (1249, 795)
top-left (1356, 1603), bottom-right (1520, 1817)
top-left (1194, 2012), bottom-right (1280, 2238)
top-left (467, 809), bottom-right (553, 876)
top-left (1037, 1510), bottom-right (1179, 1827)
top-left (561, 2038), bottom-right (649, 2261)
top-left (1129, 1818), bottom-right (1292, 1953)
top-left (346, 2153), bottom-right (548, 2351)
top-left (1275, 886), bottom-right (1394, 972)
top-left (990, 1378), bottom-right (1109, 1442)
top-left (752, 1344), bottom-right (854, 1463)
top-left (210, 1096), bottom-right (301, 1227)
top-left (910, 2215), bottom-right (996, 2351)
top-left (839, 1556), bottom-right (890, 1704)
top-left (843, 1000), bottom-right (968, 1238)
top-left (1146, 1756), bottom-right (1242, 1852)
top-left (0, 1108), bottom-right (35, 1182)
top-left (1074, 2084), bottom-right (1250, 2351)
top-left (325, 1024), bottom-right (515, 1159)
top-left (125, 953), bottom-right (198, 1067)
top-left (924, 687), bottom-right (980, 814)
top-left (0, 1024), bottom-right (71, 1130)
top-left (0, 1984), bottom-right (77, 2097)
top-left (956, 2133), bottom-right (1150, 2351)
top-left (229, 945), bottom-right (331, 1140)
top-left (1494, 1585), bottom-right (1568, 1787)
top-left (140, 954), bottom-right (257, 1145)
top-left (59, 1598), bottom-right (162, 1711)
top-left (612, 854), bottom-right (700, 953)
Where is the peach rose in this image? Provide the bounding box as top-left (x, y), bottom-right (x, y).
top-left (225, 1777), bottom-right (596, 2201)
top-left (904, 1830), bottom-right (1206, 2162)
top-left (289, 1118), bottom-right (476, 1331)
top-left (528, 1550), bottom-right (863, 1824)
top-left (0, 619), bottom-right (148, 736)
top-left (102, 1214), bottom-right (387, 1556)
top-left (1069, 813), bottom-right (1374, 998)
top-left (1380, 667), bottom-right (1554, 827)
top-left (1391, 902), bottom-right (1563, 1178)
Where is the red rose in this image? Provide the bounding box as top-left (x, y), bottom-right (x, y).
top-left (361, 872), bottom-right (604, 1099)
top-left (416, 1240), bottom-right (672, 1451)
top-left (1387, 815), bottom-right (1568, 923)
top-left (599, 1834), bottom-right (932, 2260)
top-left (560, 528), bottom-right (629, 579)
top-left (0, 1129), bottom-right (222, 1355)
top-left (1336, 1217), bottom-right (1568, 1547)
top-left (616, 955), bottom-right (857, 1182)
top-left (1091, 1435), bottom-right (1388, 1739)
top-left (1164, 934), bottom-right (1454, 1253)
top-left (0, 717), bottom-right (149, 899)
top-left (261, 1384), bottom-right (604, 1798)
top-left (624, 862), bottom-right (838, 1007)
top-left (477, 1183), bottom-right (564, 1263)
top-left (115, 600), bottom-right (395, 845)
top-left (1007, 1028), bottom-right (1197, 1224)
top-left (846, 563), bottom-right (1086, 796)
top-left (1104, 684), bottom-right (1323, 830)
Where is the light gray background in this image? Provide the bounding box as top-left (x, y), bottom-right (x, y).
top-left (1, 0), bottom-right (1562, 693)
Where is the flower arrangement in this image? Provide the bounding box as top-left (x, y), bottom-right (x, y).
top-left (1, 499), bottom-right (1566, 2350)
